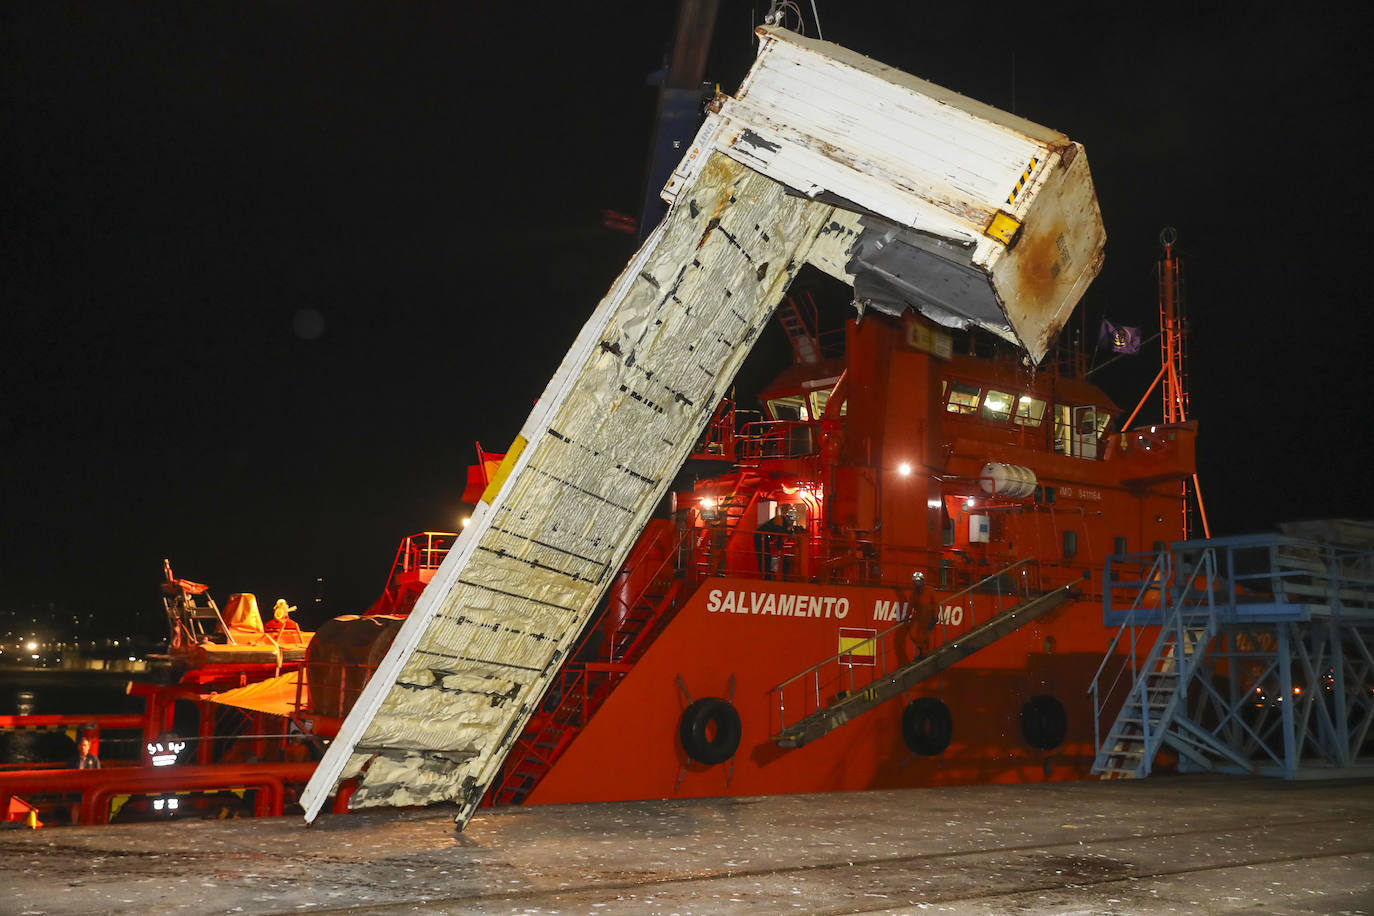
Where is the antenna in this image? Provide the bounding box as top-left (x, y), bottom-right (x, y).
top-left (1157, 227), bottom-right (1210, 539)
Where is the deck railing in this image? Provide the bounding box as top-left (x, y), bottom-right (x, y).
top-left (769, 558), bottom-right (1042, 733)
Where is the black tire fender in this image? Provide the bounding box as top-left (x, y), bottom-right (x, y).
top-left (1021, 695), bottom-right (1068, 750)
top-left (901, 696), bottom-right (953, 756)
top-left (679, 697), bottom-right (742, 765)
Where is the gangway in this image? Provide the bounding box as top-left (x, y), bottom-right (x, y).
top-left (301, 27), bottom-right (1106, 829)
top-left (1090, 526), bottom-right (1374, 780)
top-left (772, 560), bottom-right (1077, 748)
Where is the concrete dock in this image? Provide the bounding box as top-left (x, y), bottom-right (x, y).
top-left (2, 776), bottom-right (1371, 914)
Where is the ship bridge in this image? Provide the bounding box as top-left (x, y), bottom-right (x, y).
top-left (302, 27), bottom-right (1106, 828)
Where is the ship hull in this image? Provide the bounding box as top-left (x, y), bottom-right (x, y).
top-left (528, 575), bottom-right (1113, 805)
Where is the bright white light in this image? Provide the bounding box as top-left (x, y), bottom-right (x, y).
top-left (147, 739), bottom-right (186, 767)
top-left (167, 798), bottom-right (179, 810)
top-left (31, 654), bottom-right (39, 660)
top-left (700, 497), bottom-right (716, 509)
top-left (460, 516), bottom-right (470, 528)
top-left (128, 656), bottom-right (137, 662)
top-left (25, 641), bottom-right (36, 651)
top-left (154, 799), bottom-right (165, 811)
top-left (926, 499), bottom-right (942, 510)
top-left (965, 498), bottom-right (976, 509)
top-left (897, 462), bottom-right (912, 476)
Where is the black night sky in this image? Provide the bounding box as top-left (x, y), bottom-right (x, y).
top-left (3, 3), bottom-right (1372, 631)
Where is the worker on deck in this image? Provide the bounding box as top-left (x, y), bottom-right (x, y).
top-left (69, 735), bottom-right (100, 769)
top-left (754, 506), bottom-right (800, 580)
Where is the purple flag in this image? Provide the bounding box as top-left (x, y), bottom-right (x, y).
top-left (1098, 319), bottom-right (1141, 354)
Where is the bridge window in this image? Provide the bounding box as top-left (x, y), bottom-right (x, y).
top-left (980, 390), bottom-right (1014, 422)
top-left (946, 381), bottom-right (981, 414)
top-left (1054, 404), bottom-right (1112, 458)
top-left (809, 388), bottom-right (844, 418)
top-left (767, 395), bottom-right (807, 421)
top-left (1014, 396), bottom-right (1047, 427)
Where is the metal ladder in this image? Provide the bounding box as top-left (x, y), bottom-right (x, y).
top-left (1091, 548), bottom-right (1222, 778)
top-left (775, 293), bottom-right (821, 365)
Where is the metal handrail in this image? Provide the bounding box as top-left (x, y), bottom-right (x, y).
top-left (570, 520), bottom-right (699, 664)
top-left (736, 420), bottom-right (819, 461)
top-left (769, 557), bottom-right (1041, 731)
top-left (930, 556), bottom-right (1041, 639)
top-left (1089, 548), bottom-right (1170, 753)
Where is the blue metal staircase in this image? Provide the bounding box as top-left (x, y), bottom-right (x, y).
top-left (1091, 549), bottom-right (1228, 777)
top-left (1091, 526), bottom-right (1374, 781)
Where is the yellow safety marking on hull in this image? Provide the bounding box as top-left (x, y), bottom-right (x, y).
top-left (480, 435), bottom-right (528, 504)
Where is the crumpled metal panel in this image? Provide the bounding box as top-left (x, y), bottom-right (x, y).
top-left (301, 154), bottom-right (832, 827)
top-left (667, 27), bottom-right (1105, 363)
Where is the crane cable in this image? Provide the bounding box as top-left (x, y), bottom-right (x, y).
top-left (765, 1), bottom-right (818, 38)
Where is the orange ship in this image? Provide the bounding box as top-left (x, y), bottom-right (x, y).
top-left (469, 294), bottom-right (1196, 806)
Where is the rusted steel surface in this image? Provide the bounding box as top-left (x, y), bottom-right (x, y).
top-left (668, 27), bottom-right (1106, 363)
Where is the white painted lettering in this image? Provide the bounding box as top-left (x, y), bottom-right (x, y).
top-left (936, 605), bottom-right (965, 626)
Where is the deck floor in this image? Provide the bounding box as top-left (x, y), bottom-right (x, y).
top-left (2, 776), bottom-right (1372, 914)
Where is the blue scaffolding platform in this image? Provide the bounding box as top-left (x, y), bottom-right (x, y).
top-left (1090, 522), bottom-right (1374, 780)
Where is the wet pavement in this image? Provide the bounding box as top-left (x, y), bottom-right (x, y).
top-left (2, 776), bottom-right (1371, 915)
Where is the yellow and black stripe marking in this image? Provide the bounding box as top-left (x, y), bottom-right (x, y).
top-left (1006, 156), bottom-right (1040, 206)
top-left (2, 724), bottom-right (80, 741)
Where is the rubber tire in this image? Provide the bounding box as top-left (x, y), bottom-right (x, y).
top-left (679, 697), bottom-right (742, 765)
top-left (901, 697), bottom-right (953, 756)
top-left (1021, 695), bottom-right (1068, 750)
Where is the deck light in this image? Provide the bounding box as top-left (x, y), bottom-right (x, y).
top-left (147, 733), bottom-right (186, 767)
top-left (898, 462), bottom-right (912, 476)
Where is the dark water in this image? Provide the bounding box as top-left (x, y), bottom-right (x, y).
top-left (0, 668), bottom-right (148, 765)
